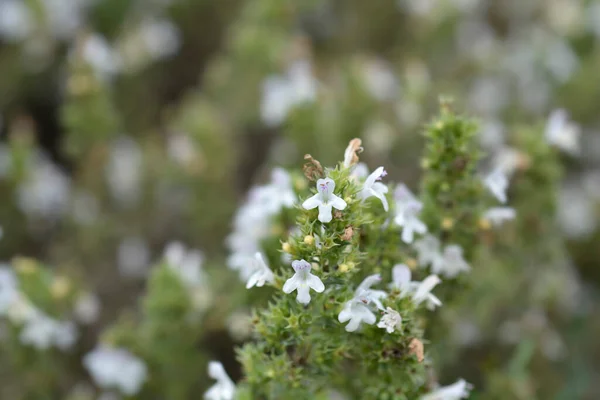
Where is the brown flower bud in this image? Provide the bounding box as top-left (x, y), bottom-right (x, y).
top-left (303, 154), bottom-right (324, 181)
top-left (343, 138), bottom-right (363, 168)
top-left (408, 338), bottom-right (424, 363)
top-left (341, 226), bottom-right (354, 241)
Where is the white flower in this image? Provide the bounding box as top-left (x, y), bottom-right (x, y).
top-left (80, 33), bottom-right (121, 77)
top-left (338, 295), bottom-right (377, 332)
top-left (390, 264), bottom-right (417, 295)
top-left (17, 153), bottom-right (70, 219)
top-left (377, 307), bottom-right (402, 333)
top-left (20, 312), bottom-right (77, 351)
top-left (0, 266), bottom-right (18, 316)
top-left (105, 137), bottom-right (142, 207)
top-left (339, 274), bottom-right (386, 332)
top-left (361, 58), bottom-right (399, 101)
top-left (355, 274), bottom-right (387, 310)
top-left (84, 347), bottom-right (147, 396)
top-left (394, 185), bottom-right (427, 243)
top-left (413, 235), bottom-right (442, 267)
top-left (164, 242), bottom-right (204, 287)
top-left (421, 379), bottom-right (473, 400)
top-left (302, 178), bottom-right (347, 223)
top-left (282, 260), bottom-right (325, 304)
top-left (545, 109), bottom-right (580, 156)
top-left (245, 253), bottom-right (275, 289)
top-left (204, 361), bottom-right (236, 400)
top-left (359, 166), bottom-right (389, 211)
top-left (432, 245), bottom-right (470, 279)
top-left (260, 60), bottom-right (317, 127)
top-left (267, 168), bottom-right (297, 211)
top-left (483, 207), bottom-right (516, 226)
top-left (412, 275), bottom-right (442, 310)
top-left (0, 0), bottom-right (33, 41)
top-left (483, 168), bottom-right (509, 203)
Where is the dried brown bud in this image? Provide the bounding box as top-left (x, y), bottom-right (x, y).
top-left (340, 226), bottom-right (354, 241)
top-left (303, 154), bottom-right (324, 181)
top-left (343, 138), bottom-right (363, 168)
top-left (333, 210), bottom-right (343, 219)
top-left (408, 338), bottom-right (424, 363)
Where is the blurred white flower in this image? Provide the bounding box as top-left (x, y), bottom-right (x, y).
top-left (204, 361), bottom-right (235, 400)
top-left (245, 253), bottom-right (275, 289)
top-left (483, 168), bottom-right (509, 203)
top-left (167, 132), bottom-right (198, 168)
top-left (413, 235), bottom-right (441, 267)
top-left (545, 39), bottom-right (579, 83)
top-left (283, 260), bottom-right (325, 305)
top-left (260, 60), bottom-right (317, 126)
top-left (557, 184), bottom-right (596, 239)
top-left (483, 207), bottom-right (516, 226)
top-left (377, 307), bottom-right (402, 333)
top-left (431, 245), bottom-right (471, 279)
top-left (394, 184), bottom-right (428, 243)
top-left (421, 379), bottom-right (472, 400)
top-left (20, 312), bottom-right (77, 351)
top-left (545, 109), bottom-right (580, 156)
top-left (0, 0), bottom-right (33, 41)
top-left (74, 292), bottom-right (101, 325)
top-left (359, 166), bottom-right (389, 211)
top-left (164, 242), bottom-right (205, 287)
top-left (84, 347), bottom-right (147, 396)
top-left (80, 33), bottom-right (121, 77)
top-left (117, 237), bottom-right (150, 279)
top-left (361, 58), bottom-right (398, 101)
top-left (17, 154), bottom-right (71, 219)
top-left (390, 264), bottom-right (416, 295)
top-left (412, 275), bottom-right (442, 310)
top-left (302, 178), bottom-right (347, 223)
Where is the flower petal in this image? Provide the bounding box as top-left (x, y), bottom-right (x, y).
top-left (302, 193), bottom-right (321, 210)
top-left (318, 203), bottom-right (333, 223)
top-left (307, 274), bottom-right (325, 292)
top-left (282, 275), bottom-right (299, 294)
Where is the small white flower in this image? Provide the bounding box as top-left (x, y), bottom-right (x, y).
top-left (432, 245), bottom-right (470, 279)
top-left (484, 168), bottom-right (509, 203)
top-left (338, 294), bottom-right (377, 332)
top-left (260, 60), bottom-right (317, 127)
top-left (359, 166), bottom-right (389, 211)
top-left (412, 275), bottom-right (442, 310)
top-left (84, 347), bottom-right (147, 396)
top-left (355, 274), bottom-right (387, 310)
top-left (302, 178), bottom-right (347, 223)
top-left (20, 312), bottom-right (77, 351)
top-left (483, 207), bottom-right (516, 226)
top-left (267, 168), bottom-right (297, 211)
top-left (204, 361), bottom-right (236, 400)
top-left (545, 109), bottom-right (580, 156)
top-left (245, 253), bottom-right (275, 289)
top-left (421, 379), bottom-right (473, 400)
top-left (164, 242), bottom-right (204, 287)
top-left (339, 274), bottom-right (387, 332)
top-left (395, 202), bottom-right (427, 243)
top-left (413, 235), bottom-right (441, 267)
top-left (390, 264), bottom-right (417, 296)
top-left (282, 260), bottom-right (325, 304)
top-left (377, 307), bottom-right (402, 333)
top-left (394, 185), bottom-right (428, 243)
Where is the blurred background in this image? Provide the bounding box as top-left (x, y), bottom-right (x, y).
top-left (1, 0), bottom-right (600, 399)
